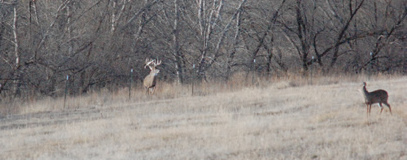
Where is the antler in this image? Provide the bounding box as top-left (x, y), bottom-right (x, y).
top-left (144, 58), bottom-right (162, 70)
top-left (155, 59), bottom-right (162, 66)
top-left (145, 58), bottom-right (154, 70)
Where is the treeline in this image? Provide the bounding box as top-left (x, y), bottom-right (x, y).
top-left (0, 0), bottom-right (406, 98)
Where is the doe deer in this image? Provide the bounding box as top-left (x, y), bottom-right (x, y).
top-left (362, 82), bottom-right (392, 116)
top-left (143, 58), bottom-right (162, 95)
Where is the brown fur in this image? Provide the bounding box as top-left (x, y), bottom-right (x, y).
top-left (143, 59), bottom-right (161, 95)
top-left (143, 69), bottom-right (159, 94)
top-left (362, 82), bottom-right (391, 116)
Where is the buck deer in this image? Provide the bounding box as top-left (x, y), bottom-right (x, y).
top-left (143, 58), bottom-right (162, 95)
top-left (362, 82), bottom-right (392, 116)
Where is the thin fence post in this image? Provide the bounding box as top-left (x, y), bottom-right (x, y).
top-left (252, 59), bottom-right (256, 86)
top-left (129, 68), bottom-right (133, 100)
top-left (64, 75), bottom-right (69, 109)
top-left (369, 52), bottom-right (373, 78)
top-left (310, 56), bottom-right (314, 85)
top-left (192, 64), bottom-right (195, 96)
top-left (403, 52), bottom-right (406, 73)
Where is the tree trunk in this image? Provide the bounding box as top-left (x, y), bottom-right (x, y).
top-left (173, 0), bottom-right (184, 84)
top-left (226, 10), bottom-right (242, 81)
top-left (12, 4), bottom-right (21, 96)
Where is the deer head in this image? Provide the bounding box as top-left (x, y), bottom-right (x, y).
top-left (145, 58), bottom-right (161, 70)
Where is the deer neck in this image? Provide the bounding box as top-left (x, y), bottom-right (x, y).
top-left (149, 68), bottom-right (159, 76)
top-left (363, 85), bottom-right (369, 97)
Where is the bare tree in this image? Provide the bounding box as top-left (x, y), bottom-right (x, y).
top-left (172, 0), bottom-right (185, 84)
top-left (195, 0), bottom-right (224, 81)
top-left (0, 0), bottom-right (405, 100)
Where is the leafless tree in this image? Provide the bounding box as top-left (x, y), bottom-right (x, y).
top-left (0, 0), bottom-right (405, 100)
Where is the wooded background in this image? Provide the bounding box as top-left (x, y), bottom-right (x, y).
top-left (0, 0), bottom-right (406, 99)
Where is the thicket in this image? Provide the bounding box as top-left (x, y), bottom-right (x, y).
top-left (0, 0), bottom-right (406, 100)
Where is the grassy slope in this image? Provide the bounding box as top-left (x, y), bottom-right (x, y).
top-left (0, 76), bottom-right (406, 159)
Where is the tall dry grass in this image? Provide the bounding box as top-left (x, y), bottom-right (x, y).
top-left (0, 73), bottom-right (406, 159)
top-left (0, 72), bottom-right (402, 116)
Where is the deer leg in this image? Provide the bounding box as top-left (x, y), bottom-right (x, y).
top-left (367, 104), bottom-right (371, 116)
top-left (385, 102), bottom-right (392, 115)
top-left (389, 107), bottom-right (392, 115)
top-left (379, 103), bottom-right (383, 114)
top-left (366, 104), bottom-right (369, 116)
top-left (386, 102), bottom-right (392, 114)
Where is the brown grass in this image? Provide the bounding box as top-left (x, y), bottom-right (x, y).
top-left (0, 74), bottom-right (406, 159)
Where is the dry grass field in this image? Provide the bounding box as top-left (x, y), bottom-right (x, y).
top-left (0, 75), bottom-right (406, 159)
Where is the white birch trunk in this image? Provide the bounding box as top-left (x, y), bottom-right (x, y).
top-left (12, 5), bottom-right (20, 95)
